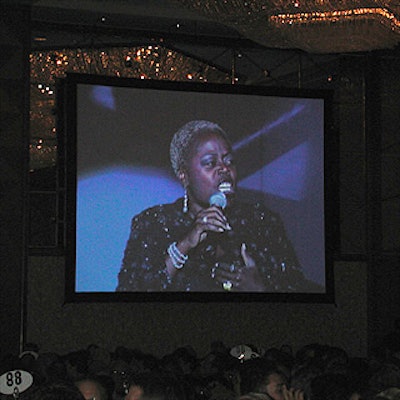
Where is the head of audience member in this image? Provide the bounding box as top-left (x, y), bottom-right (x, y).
top-left (239, 358), bottom-right (289, 400)
top-left (87, 345), bottom-right (112, 376)
top-left (169, 346), bottom-right (198, 376)
top-left (259, 371), bottom-right (288, 400)
top-left (76, 377), bottom-right (109, 400)
top-left (196, 352), bottom-right (228, 378)
top-left (126, 371), bottom-right (187, 400)
top-left (322, 346), bottom-right (350, 373)
top-left (161, 350), bottom-right (192, 377)
top-left (129, 350), bottom-right (160, 375)
top-left (263, 348), bottom-right (294, 382)
top-left (294, 344), bottom-right (326, 370)
top-left (64, 350), bottom-right (90, 382)
top-left (290, 364), bottom-right (321, 398)
top-left (203, 375), bottom-right (238, 400)
top-left (36, 352), bottom-right (69, 383)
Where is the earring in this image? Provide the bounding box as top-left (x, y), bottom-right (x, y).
top-left (183, 188), bottom-right (188, 213)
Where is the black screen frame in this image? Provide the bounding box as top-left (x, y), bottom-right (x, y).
top-left (59, 73), bottom-right (338, 303)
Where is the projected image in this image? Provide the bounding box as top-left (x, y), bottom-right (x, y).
top-left (69, 76), bottom-right (330, 297)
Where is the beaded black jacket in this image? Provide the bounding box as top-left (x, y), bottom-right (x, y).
top-left (116, 198), bottom-right (315, 292)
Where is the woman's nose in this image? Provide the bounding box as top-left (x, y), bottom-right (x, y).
top-left (217, 160), bottom-right (229, 172)
top-left (218, 161), bottom-right (229, 175)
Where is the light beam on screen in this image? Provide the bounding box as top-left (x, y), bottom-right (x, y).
top-left (90, 85), bottom-right (116, 110)
top-left (238, 141), bottom-right (311, 200)
top-left (76, 166), bottom-right (182, 292)
top-left (232, 103), bottom-right (305, 151)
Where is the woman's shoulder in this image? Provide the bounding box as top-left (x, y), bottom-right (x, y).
top-left (132, 198), bottom-right (183, 222)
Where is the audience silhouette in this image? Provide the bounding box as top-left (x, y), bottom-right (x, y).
top-left (2, 331), bottom-right (400, 400)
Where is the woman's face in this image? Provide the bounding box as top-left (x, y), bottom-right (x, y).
top-left (182, 131), bottom-right (237, 212)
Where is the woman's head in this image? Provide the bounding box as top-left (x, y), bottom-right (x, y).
top-left (170, 121), bottom-right (229, 177)
top-left (170, 120), bottom-right (237, 212)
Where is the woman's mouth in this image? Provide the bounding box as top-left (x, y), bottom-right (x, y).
top-left (218, 181), bottom-right (234, 194)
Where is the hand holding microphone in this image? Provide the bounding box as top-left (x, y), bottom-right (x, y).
top-left (197, 190), bottom-right (231, 235)
top-left (173, 191), bottom-right (231, 263)
top-left (183, 191), bottom-right (231, 249)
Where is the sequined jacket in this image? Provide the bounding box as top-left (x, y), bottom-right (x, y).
top-left (116, 198), bottom-right (312, 292)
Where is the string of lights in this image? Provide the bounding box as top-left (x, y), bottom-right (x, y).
top-left (270, 7), bottom-right (400, 30)
top-left (174, 0), bottom-right (400, 52)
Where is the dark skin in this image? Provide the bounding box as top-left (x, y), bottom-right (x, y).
top-left (165, 130), bottom-right (266, 291)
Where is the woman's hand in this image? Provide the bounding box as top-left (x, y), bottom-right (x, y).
top-left (184, 206), bottom-right (232, 250)
top-left (212, 243), bottom-right (266, 292)
top-left (165, 206), bottom-right (231, 279)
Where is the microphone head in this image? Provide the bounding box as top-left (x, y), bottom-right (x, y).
top-left (209, 191), bottom-right (227, 209)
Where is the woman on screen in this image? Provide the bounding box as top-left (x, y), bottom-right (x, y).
top-left (116, 120), bottom-right (315, 292)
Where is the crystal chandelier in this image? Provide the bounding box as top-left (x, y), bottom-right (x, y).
top-left (173, 0), bottom-right (400, 52)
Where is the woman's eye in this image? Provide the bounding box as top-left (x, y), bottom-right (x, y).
top-left (202, 155), bottom-right (234, 168)
top-left (224, 157), bottom-right (234, 166)
top-left (202, 159), bottom-right (216, 168)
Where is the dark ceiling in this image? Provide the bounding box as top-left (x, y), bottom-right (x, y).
top-left (13, 0), bottom-right (400, 86)
top-left (25, 0), bottom-right (340, 86)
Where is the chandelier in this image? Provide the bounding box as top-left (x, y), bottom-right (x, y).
top-left (173, 0), bottom-right (400, 53)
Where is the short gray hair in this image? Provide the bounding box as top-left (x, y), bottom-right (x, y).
top-left (170, 120), bottom-right (229, 177)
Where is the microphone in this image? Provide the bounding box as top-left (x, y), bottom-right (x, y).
top-left (208, 191), bottom-right (237, 261)
top-left (209, 191), bottom-right (227, 209)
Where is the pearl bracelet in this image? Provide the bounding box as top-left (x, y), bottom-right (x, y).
top-left (167, 241), bottom-right (188, 269)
